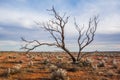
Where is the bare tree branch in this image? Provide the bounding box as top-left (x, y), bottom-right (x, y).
top-left (21, 6), bottom-right (98, 63)
top-left (21, 37), bottom-right (58, 53)
top-left (74, 16), bottom-right (98, 61)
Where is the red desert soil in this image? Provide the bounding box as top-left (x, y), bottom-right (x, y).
top-left (0, 51), bottom-right (120, 80)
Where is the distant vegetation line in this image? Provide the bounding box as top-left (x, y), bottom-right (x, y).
top-left (0, 51), bottom-right (120, 53)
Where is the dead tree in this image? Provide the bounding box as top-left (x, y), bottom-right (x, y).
top-left (21, 6), bottom-right (98, 63)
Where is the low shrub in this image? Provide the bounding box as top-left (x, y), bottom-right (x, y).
top-left (66, 67), bottom-right (79, 72)
top-left (97, 61), bottom-right (105, 67)
top-left (49, 64), bottom-right (58, 72)
top-left (50, 68), bottom-right (69, 80)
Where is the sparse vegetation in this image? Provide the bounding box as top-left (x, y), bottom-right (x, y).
top-left (0, 51), bottom-right (120, 80)
top-left (50, 68), bottom-right (69, 80)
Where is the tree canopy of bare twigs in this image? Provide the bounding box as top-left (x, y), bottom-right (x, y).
top-left (21, 6), bottom-right (99, 63)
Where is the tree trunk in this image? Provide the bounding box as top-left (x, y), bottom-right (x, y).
top-left (62, 47), bottom-right (76, 63)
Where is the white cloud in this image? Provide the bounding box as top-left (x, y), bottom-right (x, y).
top-left (89, 42), bottom-right (120, 51)
top-left (0, 39), bottom-right (119, 51)
top-left (0, 0), bottom-right (120, 51)
top-left (0, 1), bottom-right (120, 35)
top-left (64, 41), bottom-right (120, 52)
top-left (0, 40), bottom-right (20, 46)
top-left (1, 0), bottom-right (120, 35)
top-left (98, 14), bottom-right (120, 34)
top-left (0, 40), bottom-right (22, 51)
top-left (0, 7), bottom-right (50, 29)
top-left (71, 0), bottom-right (120, 34)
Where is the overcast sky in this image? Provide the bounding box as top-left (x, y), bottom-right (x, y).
top-left (0, 0), bottom-right (120, 52)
